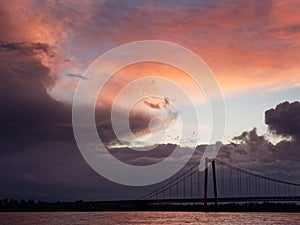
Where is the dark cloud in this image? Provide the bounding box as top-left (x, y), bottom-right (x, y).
top-left (108, 144), bottom-right (176, 166)
top-left (0, 39), bottom-right (182, 200)
top-left (219, 128), bottom-right (274, 165)
top-left (217, 128), bottom-right (300, 183)
top-left (0, 40), bottom-right (86, 200)
top-left (265, 101), bottom-right (300, 140)
top-left (216, 102), bottom-right (300, 182)
top-left (95, 104), bottom-right (158, 147)
top-left (0, 41), bottom-right (56, 58)
top-left (0, 40), bottom-right (165, 150)
top-left (0, 41), bottom-right (74, 152)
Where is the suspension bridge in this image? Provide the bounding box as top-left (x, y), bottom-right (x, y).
top-left (137, 158), bottom-right (300, 207)
top-left (2, 158), bottom-right (299, 211)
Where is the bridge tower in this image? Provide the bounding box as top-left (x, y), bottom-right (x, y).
top-left (204, 158), bottom-right (218, 207)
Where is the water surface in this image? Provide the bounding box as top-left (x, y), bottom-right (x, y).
top-left (0, 212), bottom-right (299, 225)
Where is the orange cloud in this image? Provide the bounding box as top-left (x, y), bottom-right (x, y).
top-left (2, 0), bottom-right (299, 102)
top-left (96, 62), bottom-right (208, 109)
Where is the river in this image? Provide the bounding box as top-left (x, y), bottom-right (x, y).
top-left (0, 212), bottom-right (299, 225)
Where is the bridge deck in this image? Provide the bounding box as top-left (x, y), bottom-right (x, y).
top-left (144, 196), bottom-right (300, 204)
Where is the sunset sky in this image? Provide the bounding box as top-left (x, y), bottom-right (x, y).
top-left (0, 0), bottom-right (300, 200)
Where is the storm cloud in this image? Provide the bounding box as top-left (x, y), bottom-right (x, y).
top-left (216, 103), bottom-right (300, 182)
top-left (265, 101), bottom-right (300, 140)
top-left (0, 38), bottom-right (182, 201)
top-left (0, 40), bottom-right (178, 201)
top-left (0, 41), bottom-right (73, 152)
top-left (0, 40), bottom-right (167, 150)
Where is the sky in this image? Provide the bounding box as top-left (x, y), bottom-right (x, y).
top-left (0, 0), bottom-right (300, 201)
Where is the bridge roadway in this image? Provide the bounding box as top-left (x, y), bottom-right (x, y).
top-left (142, 196), bottom-right (300, 204)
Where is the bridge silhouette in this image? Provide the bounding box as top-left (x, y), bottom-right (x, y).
top-left (5, 158), bottom-right (299, 211)
top-left (137, 158), bottom-right (300, 207)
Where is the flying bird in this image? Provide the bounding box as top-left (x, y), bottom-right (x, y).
top-left (66, 73), bottom-right (89, 80)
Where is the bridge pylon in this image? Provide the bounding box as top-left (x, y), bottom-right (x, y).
top-left (204, 158), bottom-right (218, 207)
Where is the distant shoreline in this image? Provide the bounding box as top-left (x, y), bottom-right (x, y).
top-left (0, 200), bottom-right (299, 212)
